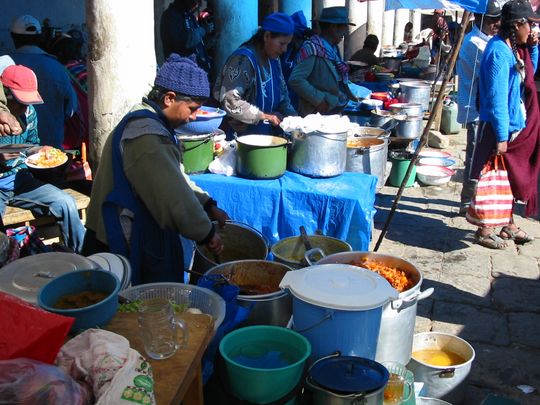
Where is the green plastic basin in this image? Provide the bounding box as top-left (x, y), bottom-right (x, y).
top-left (220, 325), bottom-right (311, 404)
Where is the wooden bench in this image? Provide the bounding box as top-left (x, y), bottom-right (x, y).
top-left (2, 188), bottom-right (90, 228)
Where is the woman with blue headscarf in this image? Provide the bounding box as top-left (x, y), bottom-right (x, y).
top-left (213, 12), bottom-right (297, 135)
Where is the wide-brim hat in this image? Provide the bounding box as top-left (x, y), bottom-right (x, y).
top-left (316, 6), bottom-right (355, 26)
top-left (485, 0), bottom-right (502, 17)
top-left (501, 0), bottom-right (540, 23)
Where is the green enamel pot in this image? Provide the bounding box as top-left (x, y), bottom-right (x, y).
top-left (236, 135), bottom-right (288, 180)
top-left (177, 134), bottom-right (214, 174)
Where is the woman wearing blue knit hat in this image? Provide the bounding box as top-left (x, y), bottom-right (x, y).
top-left (84, 54), bottom-right (229, 284)
top-left (213, 12), bottom-right (297, 136)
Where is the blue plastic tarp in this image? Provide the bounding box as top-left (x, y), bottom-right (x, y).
top-left (191, 171), bottom-right (377, 251)
top-left (384, 0), bottom-right (487, 13)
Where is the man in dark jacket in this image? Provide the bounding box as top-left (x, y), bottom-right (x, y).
top-left (160, 0), bottom-right (213, 72)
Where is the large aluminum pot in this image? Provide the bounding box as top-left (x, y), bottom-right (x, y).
top-left (306, 353), bottom-right (388, 405)
top-left (389, 103), bottom-right (423, 117)
top-left (350, 125), bottom-right (391, 139)
top-left (315, 252), bottom-right (434, 365)
top-left (271, 235), bottom-right (352, 269)
top-left (287, 130), bottom-right (347, 178)
top-left (205, 260), bottom-right (293, 327)
top-left (369, 110), bottom-right (394, 128)
top-left (394, 115), bottom-right (424, 139)
top-left (193, 221), bottom-right (268, 276)
top-left (408, 332), bottom-right (475, 405)
top-left (346, 137), bottom-right (387, 191)
top-left (399, 81), bottom-right (431, 111)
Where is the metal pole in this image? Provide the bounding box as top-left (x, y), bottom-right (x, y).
top-left (374, 11), bottom-right (471, 252)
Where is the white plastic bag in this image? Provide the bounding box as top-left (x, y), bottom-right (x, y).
top-left (208, 140), bottom-right (237, 176)
top-left (57, 329), bottom-right (156, 405)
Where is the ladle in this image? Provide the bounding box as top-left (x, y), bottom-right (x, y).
top-left (299, 226), bottom-right (313, 251)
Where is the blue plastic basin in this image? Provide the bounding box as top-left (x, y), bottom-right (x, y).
top-left (176, 106), bottom-right (226, 135)
top-left (38, 269), bottom-right (120, 332)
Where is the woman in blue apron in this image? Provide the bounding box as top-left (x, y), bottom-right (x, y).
top-left (213, 12), bottom-right (297, 137)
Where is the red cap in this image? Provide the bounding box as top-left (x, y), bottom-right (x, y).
top-left (0, 65), bottom-right (43, 105)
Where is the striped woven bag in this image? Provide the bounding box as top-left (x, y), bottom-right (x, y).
top-left (466, 155), bottom-right (513, 227)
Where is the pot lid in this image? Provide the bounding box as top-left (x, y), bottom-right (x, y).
top-left (279, 264), bottom-right (397, 310)
top-left (309, 355), bottom-right (389, 393)
top-left (0, 252), bottom-right (95, 303)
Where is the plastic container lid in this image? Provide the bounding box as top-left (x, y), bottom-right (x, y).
top-left (309, 355), bottom-right (389, 393)
top-left (0, 252), bottom-right (95, 303)
top-left (279, 264), bottom-right (397, 311)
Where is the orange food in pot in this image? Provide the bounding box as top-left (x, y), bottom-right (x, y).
top-left (348, 258), bottom-right (414, 292)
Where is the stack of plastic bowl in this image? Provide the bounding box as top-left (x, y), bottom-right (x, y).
top-left (416, 151), bottom-right (456, 186)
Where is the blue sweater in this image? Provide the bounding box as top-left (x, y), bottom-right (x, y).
top-left (10, 46), bottom-right (77, 149)
top-left (478, 35), bottom-right (538, 142)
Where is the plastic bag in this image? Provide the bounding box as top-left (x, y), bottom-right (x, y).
top-left (0, 358), bottom-right (91, 405)
top-left (208, 140), bottom-right (236, 176)
top-left (0, 292), bottom-right (74, 364)
top-left (197, 275), bottom-right (251, 383)
top-left (57, 329), bottom-right (156, 405)
top-left (466, 155), bottom-right (513, 227)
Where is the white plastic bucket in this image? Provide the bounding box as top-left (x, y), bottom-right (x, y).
top-left (279, 264), bottom-right (398, 360)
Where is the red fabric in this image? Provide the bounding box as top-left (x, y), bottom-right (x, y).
top-left (503, 46), bottom-right (540, 216)
top-left (0, 292), bottom-right (74, 364)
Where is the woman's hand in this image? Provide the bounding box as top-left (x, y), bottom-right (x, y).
top-left (496, 141), bottom-right (508, 155)
top-left (315, 100), bottom-right (330, 114)
top-left (205, 233), bottom-right (224, 255)
top-left (261, 113), bottom-right (281, 126)
top-left (207, 206), bottom-right (229, 228)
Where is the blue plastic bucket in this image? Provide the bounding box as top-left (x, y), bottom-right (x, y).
top-left (293, 297), bottom-right (383, 360)
top-left (219, 325), bottom-right (311, 404)
top-left (279, 264), bottom-right (398, 362)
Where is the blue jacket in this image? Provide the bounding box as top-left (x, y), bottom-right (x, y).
top-left (479, 36), bottom-right (538, 142)
top-left (10, 46), bottom-right (77, 149)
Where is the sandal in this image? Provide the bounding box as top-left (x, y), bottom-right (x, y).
top-left (475, 230), bottom-right (508, 249)
top-left (500, 226), bottom-right (534, 245)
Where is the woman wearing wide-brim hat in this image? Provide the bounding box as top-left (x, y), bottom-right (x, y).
top-left (288, 6), bottom-right (358, 117)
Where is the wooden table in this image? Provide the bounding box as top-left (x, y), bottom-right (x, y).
top-left (106, 312), bottom-right (215, 405)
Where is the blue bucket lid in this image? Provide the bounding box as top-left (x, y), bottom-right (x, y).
top-left (309, 355), bottom-right (389, 393)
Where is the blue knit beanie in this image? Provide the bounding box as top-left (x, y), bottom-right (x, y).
top-left (154, 54), bottom-right (209, 98)
top-left (291, 10), bottom-right (308, 37)
top-left (261, 12), bottom-right (295, 35)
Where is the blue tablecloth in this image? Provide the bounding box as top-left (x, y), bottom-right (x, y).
top-left (190, 171), bottom-right (377, 250)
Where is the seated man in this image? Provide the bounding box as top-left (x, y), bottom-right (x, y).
top-left (0, 64), bottom-right (85, 252)
top-left (350, 34), bottom-right (380, 67)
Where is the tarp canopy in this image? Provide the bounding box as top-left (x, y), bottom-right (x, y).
top-left (385, 0), bottom-right (488, 13)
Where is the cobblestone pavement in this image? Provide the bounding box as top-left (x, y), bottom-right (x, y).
top-left (371, 130), bottom-right (540, 404)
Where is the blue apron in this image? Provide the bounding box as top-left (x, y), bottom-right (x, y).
top-left (102, 103), bottom-right (184, 285)
top-left (233, 47), bottom-right (281, 135)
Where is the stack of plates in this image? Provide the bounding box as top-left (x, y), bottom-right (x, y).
top-left (87, 253), bottom-right (131, 290)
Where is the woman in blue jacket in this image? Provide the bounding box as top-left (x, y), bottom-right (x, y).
top-left (471, 0), bottom-right (540, 249)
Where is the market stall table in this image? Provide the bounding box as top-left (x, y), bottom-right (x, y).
top-left (106, 312), bottom-right (214, 405)
top-left (191, 171), bottom-right (377, 250)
